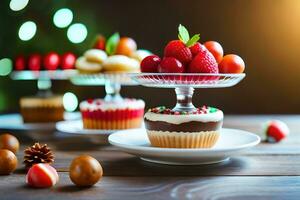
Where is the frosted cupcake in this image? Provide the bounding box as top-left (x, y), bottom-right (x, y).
top-left (80, 98), bottom-right (145, 130)
top-left (144, 106), bottom-right (223, 148)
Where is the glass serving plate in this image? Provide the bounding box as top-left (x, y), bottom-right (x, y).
top-left (130, 73), bottom-right (246, 112)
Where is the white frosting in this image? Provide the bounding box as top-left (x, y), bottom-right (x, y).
top-left (80, 98), bottom-right (145, 111)
top-left (144, 110), bottom-right (223, 124)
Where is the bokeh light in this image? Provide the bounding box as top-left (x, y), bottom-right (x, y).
top-left (63, 92), bottom-right (78, 112)
top-left (9, 0), bottom-right (29, 11)
top-left (18, 21), bottom-right (37, 41)
top-left (53, 8), bottom-right (73, 28)
top-left (0, 58), bottom-right (13, 76)
top-left (67, 23), bottom-right (87, 43)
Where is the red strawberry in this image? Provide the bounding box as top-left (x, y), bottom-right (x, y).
top-left (93, 35), bottom-right (106, 50)
top-left (188, 49), bottom-right (218, 73)
top-left (189, 42), bottom-right (206, 57)
top-left (141, 55), bottom-right (161, 73)
top-left (264, 120), bottom-right (289, 143)
top-left (164, 40), bottom-right (192, 64)
top-left (158, 57), bottom-right (184, 73)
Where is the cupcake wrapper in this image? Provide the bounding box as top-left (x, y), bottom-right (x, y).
top-left (21, 107), bottom-right (64, 123)
top-left (146, 130), bottom-right (220, 148)
top-left (83, 118), bottom-right (143, 130)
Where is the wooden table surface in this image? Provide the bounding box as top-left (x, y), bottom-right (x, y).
top-left (1, 115), bottom-right (300, 200)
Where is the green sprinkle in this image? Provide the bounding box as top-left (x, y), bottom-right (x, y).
top-left (209, 107), bottom-right (217, 113)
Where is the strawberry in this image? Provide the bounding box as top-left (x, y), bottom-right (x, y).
top-left (164, 40), bottom-right (192, 64)
top-left (164, 24), bottom-right (200, 65)
top-left (264, 120), bottom-right (289, 143)
top-left (158, 57), bottom-right (184, 73)
top-left (189, 42), bottom-right (206, 57)
top-left (141, 55), bottom-right (161, 73)
top-left (188, 49), bottom-right (218, 73)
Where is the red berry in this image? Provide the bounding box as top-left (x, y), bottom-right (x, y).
top-left (158, 57), bottom-right (184, 73)
top-left (93, 35), bottom-right (106, 50)
top-left (28, 54), bottom-right (42, 71)
top-left (219, 54), bottom-right (245, 73)
top-left (204, 41), bottom-right (224, 64)
top-left (61, 52), bottom-right (76, 70)
top-left (44, 52), bottom-right (60, 70)
top-left (15, 55), bottom-right (26, 71)
top-left (188, 49), bottom-right (218, 73)
top-left (140, 55), bottom-right (161, 73)
top-left (26, 164), bottom-right (59, 188)
top-left (164, 40), bottom-right (192, 64)
top-left (265, 120), bottom-right (289, 143)
top-left (189, 42), bottom-right (206, 57)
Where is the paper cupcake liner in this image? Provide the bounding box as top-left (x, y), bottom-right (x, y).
top-left (146, 130), bottom-right (220, 148)
top-left (21, 107), bottom-right (64, 123)
top-left (82, 118), bottom-right (143, 130)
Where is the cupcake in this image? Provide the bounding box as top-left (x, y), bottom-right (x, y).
top-left (20, 95), bottom-right (64, 123)
top-left (80, 98), bottom-right (145, 130)
top-left (144, 106), bottom-right (223, 148)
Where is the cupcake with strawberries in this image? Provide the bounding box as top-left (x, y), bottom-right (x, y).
top-left (139, 24), bottom-right (245, 148)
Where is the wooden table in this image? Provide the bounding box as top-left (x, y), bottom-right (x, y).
top-left (1, 115), bottom-right (300, 200)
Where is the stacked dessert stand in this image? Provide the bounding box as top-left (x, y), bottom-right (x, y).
top-left (108, 73), bottom-right (261, 165)
top-left (0, 70), bottom-right (79, 140)
top-left (55, 73), bottom-right (141, 144)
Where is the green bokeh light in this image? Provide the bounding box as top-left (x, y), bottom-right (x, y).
top-left (18, 21), bottom-right (37, 41)
top-left (53, 8), bottom-right (73, 28)
top-left (63, 92), bottom-right (78, 112)
top-left (9, 0), bottom-right (29, 11)
top-left (67, 23), bottom-right (88, 43)
top-left (0, 58), bottom-right (13, 76)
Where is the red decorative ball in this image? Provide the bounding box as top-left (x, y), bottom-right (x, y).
top-left (44, 52), bottom-right (60, 70)
top-left (158, 57), bottom-right (184, 73)
top-left (26, 163), bottom-right (59, 188)
top-left (61, 52), bottom-right (76, 70)
top-left (264, 120), bottom-right (289, 143)
top-left (28, 54), bottom-right (42, 71)
top-left (141, 55), bottom-right (161, 73)
top-left (14, 55), bottom-right (26, 71)
top-left (93, 35), bottom-right (106, 50)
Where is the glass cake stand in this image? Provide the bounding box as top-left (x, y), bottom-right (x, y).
top-left (70, 73), bottom-right (138, 101)
top-left (130, 73), bottom-right (246, 111)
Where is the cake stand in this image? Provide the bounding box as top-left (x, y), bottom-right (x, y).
top-left (3, 70), bottom-right (79, 133)
top-left (107, 73), bottom-right (260, 165)
top-left (56, 73), bottom-right (141, 143)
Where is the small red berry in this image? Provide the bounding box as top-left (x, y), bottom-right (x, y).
top-left (188, 49), bottom-right (218, 73)
top-left (164, 40), bottom-right (192, 64)
top-left (28, 54), bottom-right (42, 71)
top-left (15, 55), bottom-right (26, 71)
top-left (61, 52), bottom-right (76, 70)
top-left (158, 57), bottom-right (184, 73)
top-left (189, 42), bottom-right (206, 57)
top-left (140, 55), bottom-right (161, 73)
top-left (44, 52), bottom-right (60, 70)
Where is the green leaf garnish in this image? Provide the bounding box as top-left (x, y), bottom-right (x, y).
top-left (186, 34), bottom-right (200, 47)
top-left (178, 24), bottom-right (190, 43)
top-left (105, 32), bottom-right (120, 55)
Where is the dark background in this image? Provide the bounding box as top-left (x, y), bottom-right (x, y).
top-left (0, 0), bottom-right (300, 114)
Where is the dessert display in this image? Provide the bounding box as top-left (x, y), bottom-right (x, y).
top-left (75, 33), bottom-right (151, 74)
top-left (264, 120), bottom-right (289, 143)
top-left (20, 94), bottom-right (64, 123)
top-left (144, 106), bottom-right (223, 148)
top-left (0, 149), bottom-right (18, 175)
top-left (69, 155), bottom-right (103, 187)
top-left (24, 143), bottom-right (54, 168)
top-left (129, 24), bottom-right (246, 149)
top-left (0, 133), bottom-right (20, 154)
top-left (26, 163), bottom-right (59, 188)
top-left (14, 52), bottom-right (77, 71)
top-left (80, 98), bottom-right (145, 130)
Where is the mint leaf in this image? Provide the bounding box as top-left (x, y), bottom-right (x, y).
top-left (105, 32), bottom-right (120, 55)
top-left (186, 34), bottom-right (200, 47)
top-left (178, 24), bottom-right (189, 44)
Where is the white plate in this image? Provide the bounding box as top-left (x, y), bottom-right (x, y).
top-left (109, 128), bottom-right (260, 165)
top-left (0, 112), bottom-right (80, 131)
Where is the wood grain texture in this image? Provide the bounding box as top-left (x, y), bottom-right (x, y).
top-left (0, 174), bottom-right (300, 200)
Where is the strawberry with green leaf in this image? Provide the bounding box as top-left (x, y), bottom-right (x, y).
top-left (164, 24), bottom-right (200, 64)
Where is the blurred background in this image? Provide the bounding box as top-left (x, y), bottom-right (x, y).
top-left (0, 0), bottom-right (299, 114)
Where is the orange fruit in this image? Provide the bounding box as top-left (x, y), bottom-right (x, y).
top-left (204, 41), bottom-right (224, 64)
top-left (219, 54), bottom-right (245, 73)
top-left (115, 37), bottom-right (137, 56)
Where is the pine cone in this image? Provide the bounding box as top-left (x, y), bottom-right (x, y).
top-left (24, 143), bottom-right (54, 168)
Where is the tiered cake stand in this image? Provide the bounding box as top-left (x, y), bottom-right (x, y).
top-left (0, 70), bottom-right (79, 133)
top-left (108, 73), bottom-right (260, 165)
top-left (55, 73), bottom-right (141, 144)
